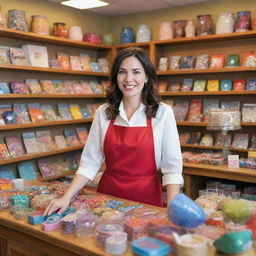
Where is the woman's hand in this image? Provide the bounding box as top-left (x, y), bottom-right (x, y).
top-left (44, 196), bottom-right (70, 216)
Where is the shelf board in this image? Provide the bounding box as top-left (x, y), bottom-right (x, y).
top-left (183, 162), bottom-right (256, 183)
top-left (0, 145), bottom-right (83, 165)
top-left (0, 64), bottom-right (110, 76)
top-left (177, 121), bottom-right (256, 126)
top-left (181, 143), bottom-right (252, 152)
top-left (39, 170), bottom-right (76, 182)
top-left (114, 42), bottom-right (151, 49)
top-left (0, 94), bottom-right (106, 99)
top-left (0, 28), bottom-right (112, 50)
top-left (154, 30), bottom-right (256, 46)
top-left (0, 118), bottom-right (93, 131)
top-left (157, 66), bottom-right (256, 76)
top-left (161, 90), bottom-right (256, 96)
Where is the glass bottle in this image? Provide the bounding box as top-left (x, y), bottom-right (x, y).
top-left (120, 27), bottom-right (134, 44)
top-left (235, 11), bottom-right (251, 32)
top-left (185, 19), bottom-right (195, 37)
top-left (136, 24), bottom-right (151, 42)
top-left (159, 22), bottom-right (173, 40)
top-left (196, 14), bottom-right (213, 36)
top-left (68, 26), bottom-right (83, 41)
top-left (216, 13), bottom-right (234, 34)
top-left (173, 20), bottom-right (186, 38)
top-left (53, 23), bottom-right (68, 38)
top-left (31, 15), bottom-right (49, 35)
top-left (8, 9), bottom-right (28, 31)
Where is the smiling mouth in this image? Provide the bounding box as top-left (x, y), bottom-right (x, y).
top-left (124, 85), bottom-right (136, 89)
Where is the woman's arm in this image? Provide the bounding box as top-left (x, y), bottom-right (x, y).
top-left (166, 183), bottom-right (181, 206)
top-left (44, 174), bottom-right (90, 215)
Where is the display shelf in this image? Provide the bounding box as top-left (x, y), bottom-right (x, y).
top-left (154, 30), bottom-right (256, 46)
top-left (0, 145), bottom-right (83, 166)
top-left (177, 121), bottom-right (256, 126)
top-left (157, 66), bottom-right (256, 76)
top-left (39, 170), bottom-right (76, 182)
top-left (0, 94), bottom-right (106, 99)
top-left (0, 64), bottom-right (110, 76)
top-left (114, 42), bottom-right (151, 49)
top-left (161, 90), bottom-right (256, 96)
top-left (0, 28), bottom-right (112, 50)
top-left (181, 143), bottom-right (254, 153)
top-left (0, 118), bottom-right (93, 131)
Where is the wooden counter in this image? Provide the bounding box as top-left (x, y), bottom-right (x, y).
top-left (0, 190), bottom-right (255, 256)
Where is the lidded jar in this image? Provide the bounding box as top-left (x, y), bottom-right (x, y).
top-left (120, 27), bottom-right (134, 44)
top-left (216, 13), bottom-right (234, 34)
top-left (235, 11), bottom-right (251, 32)
top-left (173, 20), bottom-right (186, 38)
top-left (53, 22), bottom-right (68, 38)
top-left (159, 22), bottom-right (173, 40)
top-left (196, 14), bottom-right (213, 36)
top-left (68, 26), bottom-right (83, 41)
top-left (185, 19), bottom-right (196, 37)
top-left (31, 15), bottom-right (49, 35)
top-left (8, 9), bottom-right (28, 31)
top-left (101, 32), bottom-right (113, 45)
top-left (136, 24), bottom-right (151, 42)
top-left (0, 6), bottom-right (6, 28)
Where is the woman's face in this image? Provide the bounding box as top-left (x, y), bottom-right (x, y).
top-left (117, 56), bottom-right (148, 101)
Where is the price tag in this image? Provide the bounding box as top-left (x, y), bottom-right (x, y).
top-left (228, 155), bottom-right (239, 169)
top-left (248, 151), bottom-right (256, 160)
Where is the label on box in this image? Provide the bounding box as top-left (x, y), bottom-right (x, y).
top-left (248, 151), bottom-right (256, 160)
top-left (228, 155), bottom-right (240, 169)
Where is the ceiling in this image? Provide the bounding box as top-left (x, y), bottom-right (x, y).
top-left (47, 0), bottom-right (216, 16)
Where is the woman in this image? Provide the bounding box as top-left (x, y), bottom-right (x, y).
top-left (45, 47), bottom-right (183, 215)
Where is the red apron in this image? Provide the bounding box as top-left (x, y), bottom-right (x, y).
top-left (97, 117), bottom-right (163, 207)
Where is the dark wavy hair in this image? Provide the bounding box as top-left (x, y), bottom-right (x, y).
top-left (105, 47), bottom-right (160, 120)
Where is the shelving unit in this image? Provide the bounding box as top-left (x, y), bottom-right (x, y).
top-left (0, 28), bottom-right (111, 181)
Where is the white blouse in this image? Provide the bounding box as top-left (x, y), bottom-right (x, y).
top-left (76, 101), bottom-right (183, 186)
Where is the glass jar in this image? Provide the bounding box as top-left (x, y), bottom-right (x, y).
top-left (235, 11), bottom-right (251, 32)
top-left (31, 15), bottom-right (49, 35)
top-left (0, 8), bottom-right (6, 28)
top-left (173, 20), bottom-right (186, 38)
top-left (185, 19), bottom-right (195, 37)
top-left (68, 26), bottom-right (83, 41)
top-left (8, 9), bottom-right (28, 31)
top-left (159, 22), bottom-right (173, 40)
top-left (53, 23), bottom-right (68, 38)
top-left (136, 24), bottom-right (151, 42)
top-left (196, 14), bottom-right (213, 36)
top-left (120, 27), bottom-right (134, 44)
top-left (101, 32), bottom-right (113, 45)
top-left (216, 13), bottom-right (234, 34)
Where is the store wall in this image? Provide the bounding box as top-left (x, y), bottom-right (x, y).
top-left (111, 0), bottom-right (256, 43)
top-left (0, 0), bottom-right (112, 36)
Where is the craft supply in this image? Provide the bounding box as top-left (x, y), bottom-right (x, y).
top-left (10, 205), bottom-right (31, 218)
top-left (8, 9), bottom-right (28, 31)
top-left (31, 15), bottom-right (48, 35)
top-left (11, 195), bottom-right (30, 207)
top-left (216, 12), bottom-right (234, 34)
top-left (195, 55), bottom-right (209, 69)
top-left (169, 56), bottom-right (181, 70)
top-left (185, 20), bottom-right (195, 37)
top-left (105, 232), bottom-right (128, 255)
top-left (173, 20), bottom-right (186, 38)
top-left (11, 178), bottom-right (24, 190)
top-left (28, 211), bottom-right (46, 225)
top-left (68, 26), bottom-right (83, 41)
top-left (235, 11), bottom-right (251, 32)
top-left (61, 213), bottom-right (77, 234)
top-left (226, 54), bottom-right (239, 67)
top-left (53, 22), bottom-right (68, 37)
top-left (159, 22), bottom-right (173, 40)
top-left (136, 24), bottom-right (151, 42)
top-left (120, 27), bottom-right (134, 44)
top-left (196, 14), bottom-right (213, 36)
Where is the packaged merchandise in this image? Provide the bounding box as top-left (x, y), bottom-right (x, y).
top-left (181, 55), bottom-right (195, 69)
top-left (36, 130), bottom-right (57, 152)
top-left (226, 54), bottom-right (240, 67)
top-left (246, 78), bottom-right (256, 90)
top-left (0, 166), bottom-right (15, 179)
top-left (52, 80), bottom-right (68, 94)
top-left (27, 103), bottom-right (45, 122)
top-left (187, 99), bottom-right (202, 122)
top-left (242, 51), bottom-right (256, 67)
top-left (202, 99), bottom-right (219, 122)
top-left (61, 213), bottom-right (77, 234)
top-left (80, 54), bottom-right (92, 71)
top-left (200, 134), bottom-right (214, 146)
top-left (40, 80), bottom-right (56, 94)
top-left (41, 105), bottom-right (58, 121)
top-left (193, 80), bottom-right (206, 91)
top-left (75, 127), bottom-right (88, 144)
top-left (25, 79), bottom-right (43, 94)
top-left (98, 58), bottom-right (109, 73)
top-left (233, 79), bottom-right (245, 91)
top-left (22, 44), bottom-right (49, 68)
top-left (64, 129), bottom-right (81, 146)
top-left (235, 11), bottom-right (251, 32)
top-left (62, 81), bottom-right (76, 94)
top-left (69, 56), bottom-right (82, 70)
top-left (207, 80), bottom-right (220, 91)
top-left (189, 132), bottom-right (201, 145)
top-left (57, 52), bottom-right (71, 69)
top-left (11, 80), bottom-right (29, 94)
top-left (80, 107), bottom-right (91, 118)
top-left (220, 80), bottom-right (232, 91)
top-left (13, 103), bottom-right (30, 124)
top-left (167, 83), bottom-right (180, 91)
top-left (18, 161), bottom-right (37, 180)
top-left (215, 133), bottom-right (232, 147)
top-left (0, 143), bottom-right (10, 159)
top-left (179, 132), bottom-right (191, 144)
top-left (9, 47), bottom-right (28, 66)
top-left (195, 54), bottom-right (210, 69)
top-left (54, 135), bottom-right (68, 149)
top-left (37, 159), bottom-right (56, 178)
top-left (0, 82), bottom-right (10, 94)
top-left (72, 81), bottom-right (89, 94)
top-left (90, 62), bottom-right (102, 72)
top-left (89, 80), bottom-right (104, 94)
top-left (105, 232), bottom-right (128, 255)
top-left (69, 104), bottom-right (83, 119)
top-left (210, 54), bottom-right (225, 68)
top-left (169, 55), bottom-right (181, 70)
top-left (158, 81), bottom-right (167, 92)
top-left (2, 111), bottom-right (17, 124)
top-left (173, 100), bottom-right (189, 121)
top-left (232, 133), bottom-right (249, 149)
top-left (0, 46), bottom-right (10, 64)
top-left (250, 134), bottom-right (256, 149)
top-left (221, 101), bottom-right (240, 111)
top-left (86, 103), bottom-right (100, 117)
top-left (57, 103), bottom-right (73, 120)
top-left (158, 57), bottom-right (168, 71)
top-left (22, 132), bottom-right (40, 154)
top-left (48, 57), bottom-right (61, 69)
top-left (242, 104), bottom-right (256, 122)
top-left (5, 136), bottom-right (25, 157)
top-left (181, 78), bottom-right (193, 92)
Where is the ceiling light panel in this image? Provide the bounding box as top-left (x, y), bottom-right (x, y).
top-left (61, 0), bottom-right (109, 9)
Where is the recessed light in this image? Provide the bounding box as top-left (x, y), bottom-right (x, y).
top-left (61, 0), bottom-right (109, 10)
